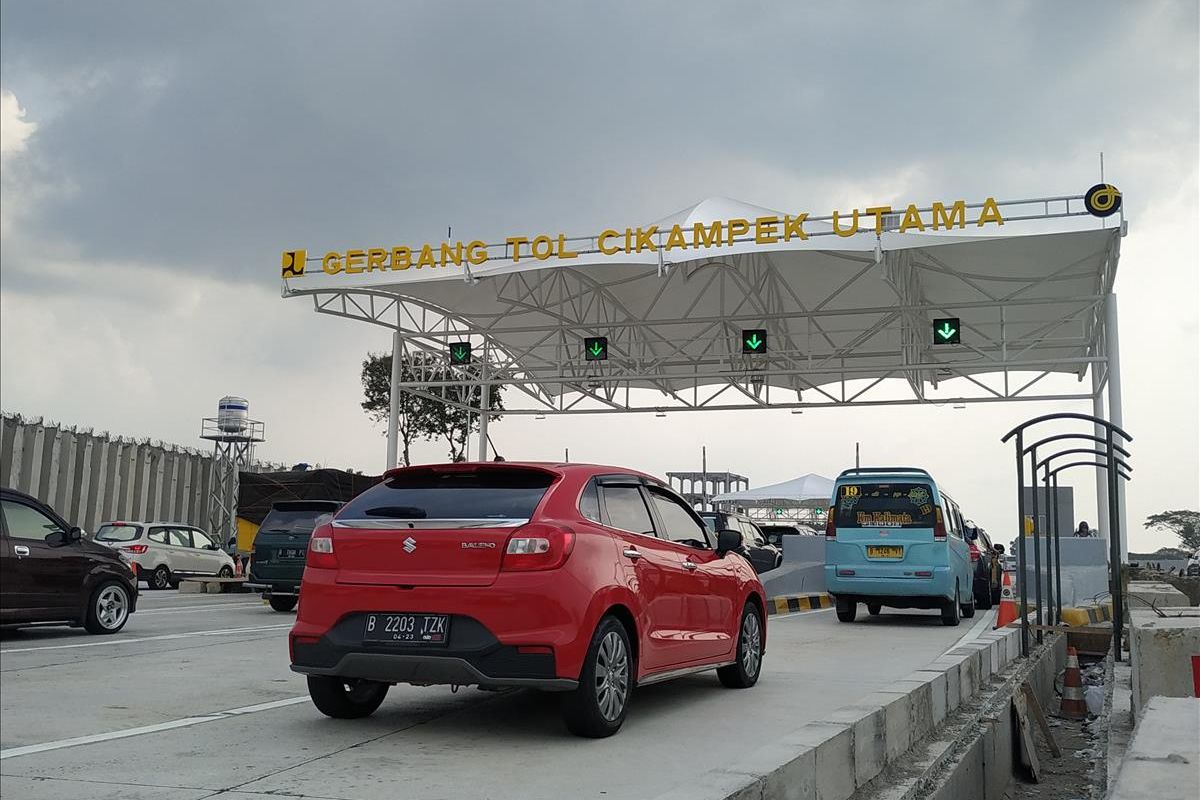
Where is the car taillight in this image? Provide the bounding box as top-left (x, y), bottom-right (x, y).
top-left (121, 545), bottom-right (149, 554)
top-left (934, 507), bottom-right (947, 541)
top-left (825, 507), bottom-right (836, 539)
top-left (968, 544), bottom-right (980, 563)
top-left (502, 523), bottom-right (575, 572)
top-left (306, 524), bottom-right (337, 569)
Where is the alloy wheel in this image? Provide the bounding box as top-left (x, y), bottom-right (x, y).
top-left (96, 585), bottom-right (129, 630)
top-left (740, 612), bottom-right (762, 677)
top-left (594, 630), bottom-right (629, 721)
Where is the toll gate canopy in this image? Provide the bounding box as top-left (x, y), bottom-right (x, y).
top-left (281, 190), bottom-right (1126, 417)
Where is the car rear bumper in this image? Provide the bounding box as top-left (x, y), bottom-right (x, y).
top-left (290, 612), bottom-right (576, 690)
top-left (825, 565), bottom-right (955, 601)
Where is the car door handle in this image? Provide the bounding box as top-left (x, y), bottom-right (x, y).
top-left (622, 548), bottom-right (642, 560)
top-left (14, 545), bottom-right (30, 557)
top-left (682, 560), bottom-right (698, 571)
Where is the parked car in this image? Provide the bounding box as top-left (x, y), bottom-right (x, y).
top-left (825, 467), bottom-right (975, 626)
top-left (95, 521), bottom-right (235, 589)
top-left (697, 511), bottom-right (783, 573)
top-left (1, 488), bottom-right (138, 634)
top-left (289, 462), bottom-right (766, 737)
top-left (965, 524), bottom-right (1001, 609)
top-left (757, 523), bottom-right (819, 547)
top-left (247, 501), bottom-right (342, 612)
top-left (1187, 549), bottom-right (1199, 577)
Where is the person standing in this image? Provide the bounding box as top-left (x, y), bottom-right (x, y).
top-left (1073, 521), bottom-right (1092, 537)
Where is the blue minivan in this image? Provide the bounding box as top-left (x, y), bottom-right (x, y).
top-left (824, 467), bottom-right (975, 626)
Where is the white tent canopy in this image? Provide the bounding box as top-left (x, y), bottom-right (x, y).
top-left (283, 190), bottom-right (1124, 417)
top-left (712, 473), bottom-right (835, 510)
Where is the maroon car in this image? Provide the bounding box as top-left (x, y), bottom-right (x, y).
top-left (0, 488), bottom-right (138, 634)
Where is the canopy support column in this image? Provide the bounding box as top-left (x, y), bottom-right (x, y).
top-left (1105, 293), bottom-right (1127, 562)
top-left (386, 329), bottom-right (402, 471)
top-left (1092, 366), bottom-right (1109, 549)
top-left (477, 354), bottom-right (491, 460)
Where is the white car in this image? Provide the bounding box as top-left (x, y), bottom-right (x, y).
top-left (1187, 550), bottom-right (1200, 577)
top-left (95, 521), bottom-right (235, 589)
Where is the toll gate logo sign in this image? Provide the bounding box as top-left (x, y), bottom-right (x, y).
top-left (1084, 184), bottom-right (1122, 218)
top-left (281, 250), bottom-right (306, 278)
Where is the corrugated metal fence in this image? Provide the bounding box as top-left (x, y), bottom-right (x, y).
top-left (0, 413), bottom-right (278, 534)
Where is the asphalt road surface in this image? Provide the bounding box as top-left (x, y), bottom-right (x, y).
top-left (0, 591), bottom-right (996, 800)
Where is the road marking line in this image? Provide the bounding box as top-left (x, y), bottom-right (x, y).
top-left (0, 624), bottom-right (290, 654)
top-left (940, 607), bottom-right (997, 656)
top-left (136, 602), bottom-right (264, 615)
top-left (770, 606), bottom-right (836, 620)
top-left (0, 696), bottom-right (309, 760)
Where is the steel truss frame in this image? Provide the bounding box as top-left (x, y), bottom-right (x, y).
top-left (283, 194), bottom-right (1122, 416)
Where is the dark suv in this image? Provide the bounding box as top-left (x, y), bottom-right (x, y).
top-left (1, 488), bottom-right (138, 634)
top-left (967, 524), bottom-right (1002, 608)
top-left (697, 511), bottom-right (782, 573)
top-left (247, 501), bottom-right (341, 611)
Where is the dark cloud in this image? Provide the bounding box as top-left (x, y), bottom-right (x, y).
top-left (2, 0), bottom-right (1196, 284)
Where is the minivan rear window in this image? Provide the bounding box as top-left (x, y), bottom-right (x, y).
top-left (698, 512), bottom-right (718, 532)
top-left (258, 507), bottom-right (338, 536)
top-left (834, 482), bottom-right (936, 529)
top-left (95, 524), bottom-right (143, 542)
top-left (339, 468), bottom-right (555, 521)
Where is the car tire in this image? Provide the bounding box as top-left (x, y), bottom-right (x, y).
top-left (976, 587), bottom-right (993, 610)
top-left (561, 615), bottom-right (631, 738)
top-left (84, 580), bottom-right (131, 635)
top-left (961, 593), bottom-right (975, 619)
top-left (269, 595), bottom-right (298, 612)
top-left (718, 603), bottom-right (764, 689)
top-left (150, 565), bottom-right (172, 590)
top-left (867, 603), bottom-right (882, 616)
top-left (218, 566), bottom-right (234, 578)
top-left (306, 676), bottom-right (389, 719)
top-left (942, 582), bottom-right (962, 627)
top-left (836, 598), bottom-right (857, 623)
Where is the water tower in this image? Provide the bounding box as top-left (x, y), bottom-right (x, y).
top-left (200, 396), bottom-right (265, 552)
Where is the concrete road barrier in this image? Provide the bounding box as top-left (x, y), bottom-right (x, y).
top-left (1109, 696), bottom-right (1200, 800)
top-left (768, 594), bottom-right (832, 615)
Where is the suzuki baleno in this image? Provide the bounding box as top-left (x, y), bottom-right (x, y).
top-left (289, 462), bottom-right (766, 737)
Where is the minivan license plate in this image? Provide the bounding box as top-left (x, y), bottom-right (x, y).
top-left (866, 545), bottom-right (904, 559)
top-left (363, 614), bottom-right (450, 646)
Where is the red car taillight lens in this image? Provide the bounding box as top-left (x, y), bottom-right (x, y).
top-left (121, 545), bottom-right (149, 554)
top-left (502, 523), bottom-right (575, 571)
top-left (968, 544), bottom-right (980, 563)
top-left (825, 507), bottom-right (836, 539)
top-left (934, 507), bottom-right (947, 541)
top-left (306, 524), bottom-right (338, 569)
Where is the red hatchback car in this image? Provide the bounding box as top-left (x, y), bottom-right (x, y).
top-left (289, 462), bottom-right (767, 737)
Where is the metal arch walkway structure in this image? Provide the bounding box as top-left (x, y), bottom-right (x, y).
top-left (281, 190), bottom-right (1130, 524)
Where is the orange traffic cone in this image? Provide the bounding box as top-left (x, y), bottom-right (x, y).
top-left (994, 569), bottom-right (1018, 629)
top-left (1060, 646), bottom-right (1088, 719)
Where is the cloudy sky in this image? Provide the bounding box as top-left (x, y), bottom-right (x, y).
top-left (2, 1), bottom-right (1197, 551)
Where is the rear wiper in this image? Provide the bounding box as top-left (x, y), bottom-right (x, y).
top-left (364, 506), bottom-right (428, 519)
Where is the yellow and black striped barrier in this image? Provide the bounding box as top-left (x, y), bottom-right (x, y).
top-left (768, 594), bottom-right (834, 616)
top-left (1059, 602), bottom-right (1113, 626)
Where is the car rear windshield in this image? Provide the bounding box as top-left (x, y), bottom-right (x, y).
top-left (698, 512), bottom-right (719, 532)
top-left (834, 482), bottom-right (936, 529)
top-left (95, 524), bottom-right (143, 542)
top-left (258, 505), bottom-right (339, 536)
top-left (338, 468), bottom-right (556, 522)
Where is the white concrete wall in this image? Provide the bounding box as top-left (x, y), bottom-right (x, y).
top-left (1129, 610), bottom-right (1200, 715)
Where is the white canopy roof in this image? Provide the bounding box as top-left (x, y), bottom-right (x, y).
top-left (284, 191), bottom-right (1123, 414)
top-left (712, 473), bottom-right (835, 509)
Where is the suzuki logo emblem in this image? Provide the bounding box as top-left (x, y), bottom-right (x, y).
top-left (403, 537), bottom-right (417, 553)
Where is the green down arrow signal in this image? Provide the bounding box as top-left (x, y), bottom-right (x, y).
top-left (937, 323), bottom-right (957, 341)
top-left (589, 341), bottom-right (605, 356)
top-left (745, 334), bottom-right (763, 350)
top-left (453, 347), bottom-right (468, 361)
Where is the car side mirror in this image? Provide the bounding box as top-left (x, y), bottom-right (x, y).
top-left (205, 543), bottom-right (219, 550)
top-left (68, 527), bottom-right (83, 542)
top-left (716, 529), bottom-right (743, 556)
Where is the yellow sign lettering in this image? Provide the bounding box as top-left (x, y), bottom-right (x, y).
top-left (726, 218), bottom-right (750, 245)
top-left (932, 200), bottom-right (966, 230)
top-left (391, 246), bottom-right (411, 270)
top-left (598, 229), bottom-right (620, 255)
top-left (506, 236), bottom-right (528, 263)
top-left (832, 208), bottom-right (859, 238)
top-left (899, 204), bottom-right (926, 233)
top-left (754, 216), bottom-right (779, 244)
top-left (345, 249), bottom-right (366, 274)
top-left (864, 206), bottom-right (892, 235)
top-left (322, 252), bottom-right (343, 275)
top-left (366, 248), bottom-right (387, 272)
top-left (531, 235), bottom-right (554, 261)
top-left (440, 242), bottom-right (463, 267)
top-left (556, 234), bottom-right (578, 259)
top-left (783, 214), bottom-right (808, 241)
top-left (976, 196), bottom-right (1004, 227)
top-left (635, 225), bottom-right (658, 253)
top-left (693, 221), bottom-right (723, 249)
top-left (466, 241), bottom-right (487, 265)
top-left (416, 244), bottom-right (436, 269)
top-left (665, 224), bottom-right (687, 251)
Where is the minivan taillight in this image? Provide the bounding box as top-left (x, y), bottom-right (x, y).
top-left (934, 507), bottom-right (947, 541)
top-left (121, 545), bottom-right (148, 554)
top-left (968, 544), bottom-right (980, 563)
top-left (825, 507), bottom-right (836, 539)
top-left (306, 524), bottom-right (338, 569)
top-left (502, 523), bottom-right (575, 572)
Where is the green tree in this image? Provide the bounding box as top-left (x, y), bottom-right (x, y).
top-left (1143, 510), bottom-right (1200, 551)
top-left (361, 352), bottom-right (505, 464)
